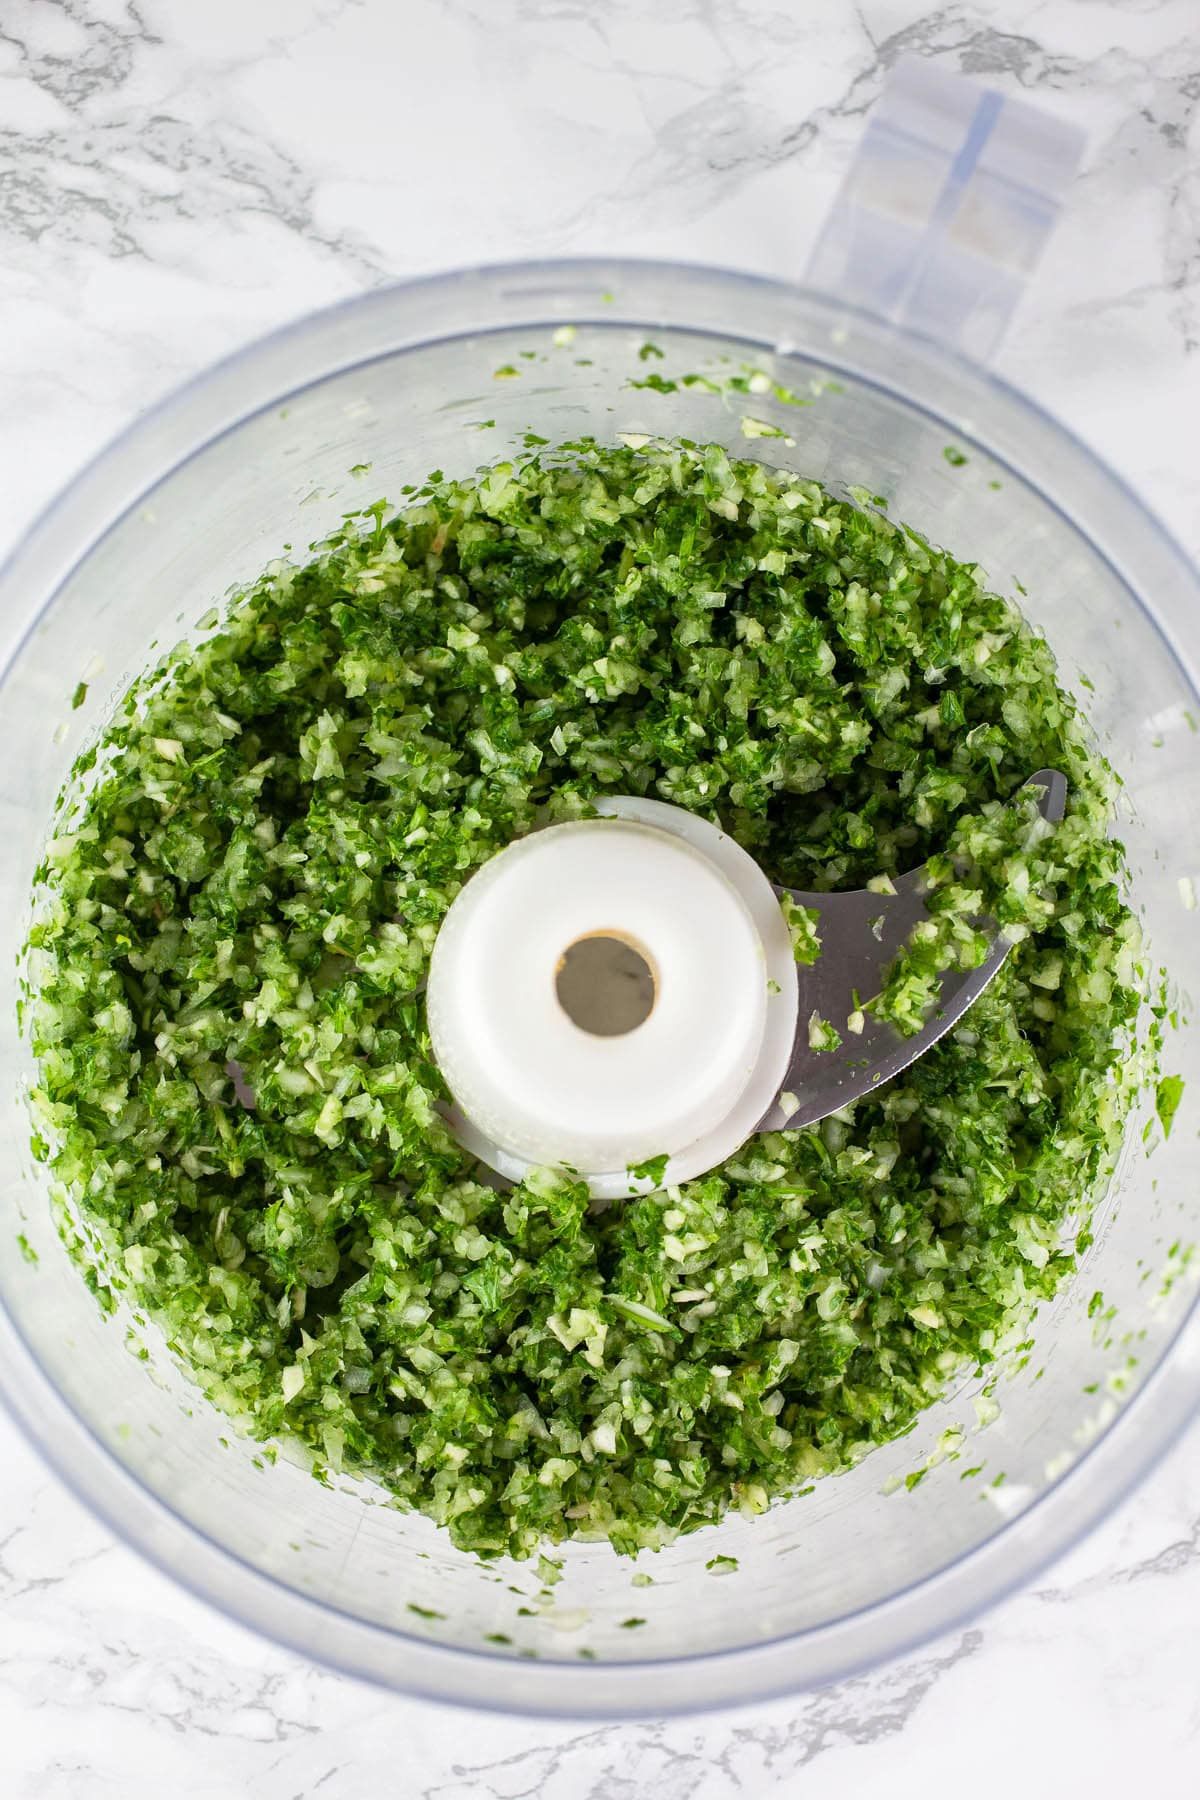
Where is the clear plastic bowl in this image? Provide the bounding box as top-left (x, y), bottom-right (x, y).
top-left (1, 260), bottom-right (1198, 1717)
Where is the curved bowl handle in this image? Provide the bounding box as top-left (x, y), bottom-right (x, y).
top-left (806, 55), bottom-right (1085, 364)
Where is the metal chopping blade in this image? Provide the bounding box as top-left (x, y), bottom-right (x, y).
top-left (427, 770), bottom-right (1068, 1195)
top-left (757, 769), bottom-right (1067, 1133)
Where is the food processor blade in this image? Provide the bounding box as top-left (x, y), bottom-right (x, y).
top-left (759, 769), bottom-right (1066, 1130)
top-left (427, 771), bottom-right (1066, 1192)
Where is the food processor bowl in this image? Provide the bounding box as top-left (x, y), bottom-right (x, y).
top-left (1, 76), bottom-right (1198, 1725)
top-left (3, 254), bottom-right (1199, 1716)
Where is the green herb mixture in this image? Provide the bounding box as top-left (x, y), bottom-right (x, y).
top-left (25, 441), bottom-right (1146, 1558)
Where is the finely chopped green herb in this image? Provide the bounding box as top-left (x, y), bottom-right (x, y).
top-left (25, 440), bottom-right (1149, 1559)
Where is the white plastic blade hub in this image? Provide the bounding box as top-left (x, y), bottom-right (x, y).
top-left (426, 797), bottom-right (798, 1199)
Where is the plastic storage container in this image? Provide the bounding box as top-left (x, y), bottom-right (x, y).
top-left (1, 62), bottom-right (1198, 1715)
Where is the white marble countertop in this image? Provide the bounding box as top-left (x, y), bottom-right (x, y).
top-left (2, 1), bottom-right (1200, 1793)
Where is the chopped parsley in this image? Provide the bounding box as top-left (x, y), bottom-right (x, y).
top-left (629, 372), bottom-right (677, 395)
top-left (627, 1152), bottom-right (670, 1187)
top-left (807, 1012), bottom-right (842, 1053)
top-left (1155, 1074), bottom-right (1185, 1140)
top-left (23, 439), bottom-right (1150, 1560)
top-left (778, 894), bottom-right (821, 964)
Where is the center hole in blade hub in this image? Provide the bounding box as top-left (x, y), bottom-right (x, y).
top-left (555, 933), bottom-right (657, 1037)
